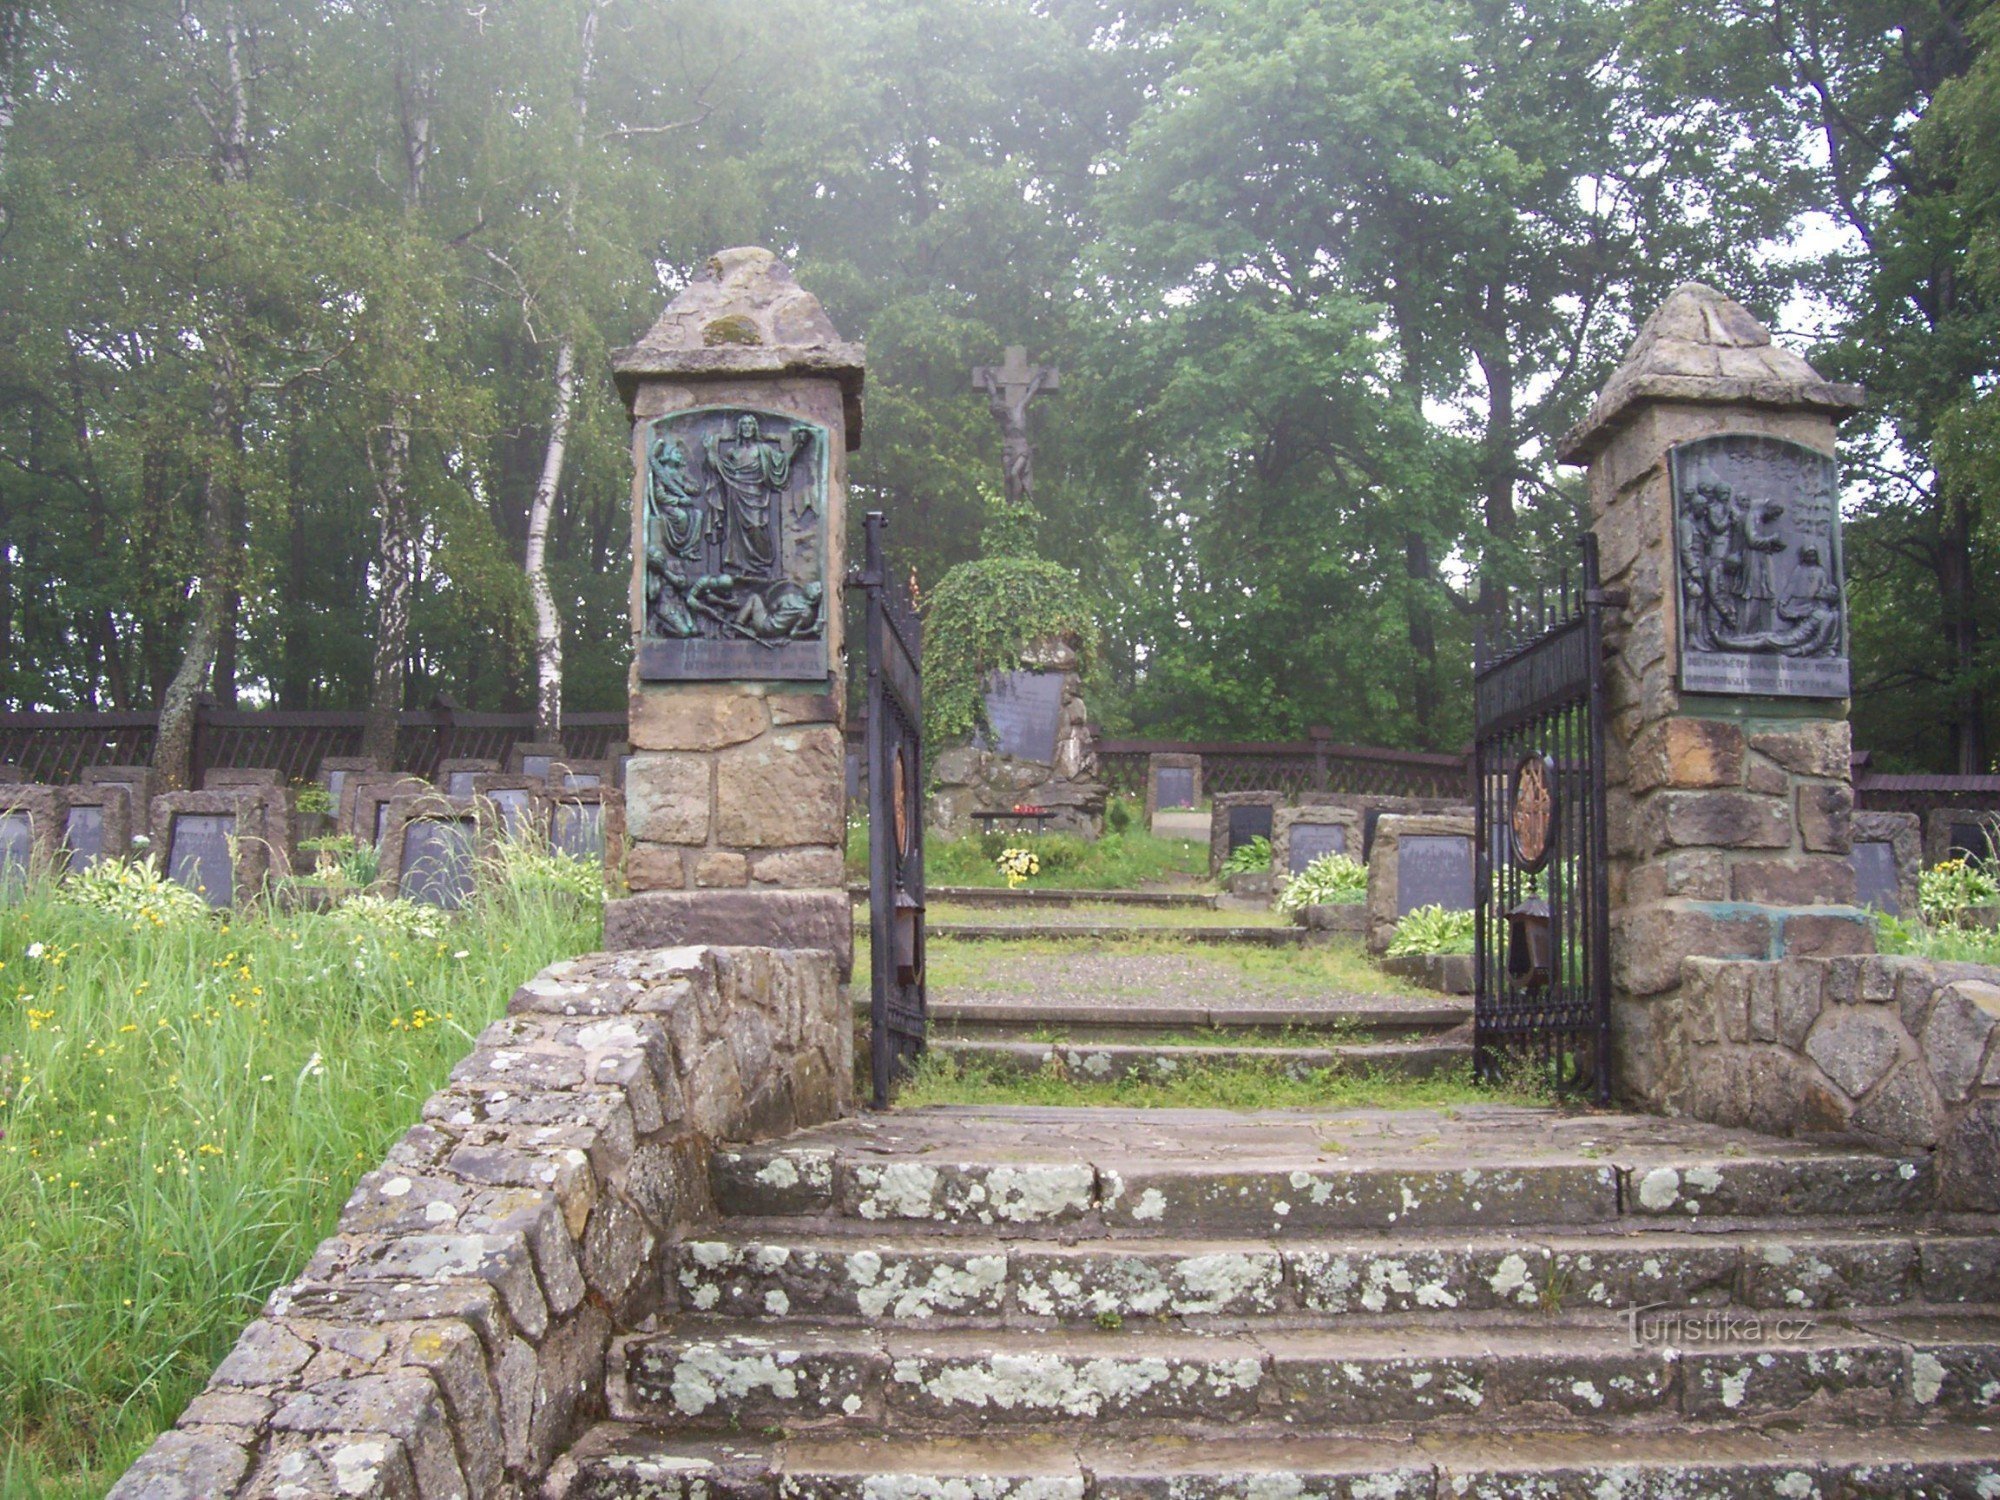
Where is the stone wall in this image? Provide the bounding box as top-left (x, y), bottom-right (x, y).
top-left (109, 944), bottom-right (849, 1500)
top-left (1673, 953), bottom-right (2000, 1212)
top-left (928, 636), bottom-right (1105, 839)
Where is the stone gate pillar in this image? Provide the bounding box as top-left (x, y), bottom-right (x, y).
top-left (1557, 284), bottom-right (1869, 1111)
top-left (603, 248), bottom-right (863, 968)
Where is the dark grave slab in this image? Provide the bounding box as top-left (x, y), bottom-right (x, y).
top-left (553, 802), bottom-right (604, 863)
top-left (375, 801), bottom-right (395, 844)
top-left (1851, 840), bottom-right (1901, 915)
top-left (1157, 767), bottom-right (1196, 809)
top-left (1948, 821), bottom-right (1994, 861)
top-left (486, 788), bottom-right (534, 839)
top-left (445, 770), bottom-right (479, 798)
top-left (1227, 802), bottom-right (1274, 853)
top-left (561, 771), bottom-right (602, 791)
top-left (1287, 821), bottom-right (1346, 874)
top-left (977, 670), bottom-right (1065, 764)
top-left (326, 768), bottom-right (352, 806)
top-left (63, 805), bottom-right (106, 872)
top-left (399, 817), bottom-right (477, 910)
top-left (520, 753), bottom-right (554, 783)
top-left (0, 810), bottom-right (31, 884)
top-left (1397, 834), bottom-right (1473, 916)
top-left (170, 813), bottom-right (236, 907)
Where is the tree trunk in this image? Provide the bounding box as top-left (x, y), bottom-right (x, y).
top-left (154, 384), bottom-right (239, 791)
top-left (526, 338), bottom-right (575, 739)
top-left (1941, 492), bottom-right (1986, 774)
top-left (361, 411), bottom-right (415, 765)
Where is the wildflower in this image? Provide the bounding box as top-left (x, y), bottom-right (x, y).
top-left (24, 943), bottom-right (43, 960)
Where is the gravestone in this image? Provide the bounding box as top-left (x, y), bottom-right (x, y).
top-left (63, 804), bottom-right (105, 872)
top-left (1851, 840), bottom-right (1901, 915)
top-left (0, 810), bottom-right (31, 884)
top-left (1287, 821), bottom-right (1346, 874)
top-left (486, 788), bottom-right (534, 839)
top-left (399, 816), bottom-right (477, 910)
top-left (521, 752), bottom-right (554, 783)
top-left (1157, 767), bottom-right (1196, 810)
top-left (560, 769), bottom-right (603, 791)
top-left (169, 813), bottom-right (236, 907)
top-left (977, 670), bottom-right (1066, 764)
top-left (1228, 802), bottom-right (1274, 853)
top-left (438, 759), bottom-right (501, 799)
top-left (553, 801), bottom-right (604, 862)
top-left (1398, 834), bottom-right (1474, 915)
top-left (1949, 821), bottom-right (1993, 861)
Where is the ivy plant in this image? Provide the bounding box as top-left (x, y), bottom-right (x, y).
top-left (922, 555), bottom-right (1097, 754)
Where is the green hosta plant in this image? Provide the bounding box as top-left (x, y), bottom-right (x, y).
top-left (1386, 903), bottom-right (1476, 957)
top-left (1219, 836), bottom-right (1273, 877)
top-left (1919, 857), bottom-right (2000, 928)
top-left (1277, 852), bottom-right (1369, 912)
top-left (59, 857), bottom-right (212, 928)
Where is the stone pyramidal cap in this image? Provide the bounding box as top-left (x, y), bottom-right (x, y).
top-left (1557, 282), bottom-right (1864, 465)
top-left (612, 246), bottom-right (866, 447)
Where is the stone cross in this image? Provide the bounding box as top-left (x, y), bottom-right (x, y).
top-left (971, 345), bottom-right (1059, 506)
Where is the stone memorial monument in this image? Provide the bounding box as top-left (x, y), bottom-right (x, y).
top-left (1557, 283), bottom-right (1871, 1110)
top-left (605, 248), bottom-right (862, 967)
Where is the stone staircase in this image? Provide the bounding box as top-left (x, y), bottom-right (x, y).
top-left (549, 1105), bottom-right (2000, 1497)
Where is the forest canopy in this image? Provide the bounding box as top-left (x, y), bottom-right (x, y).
top-left (1, 0), bottom-right (1994, 772)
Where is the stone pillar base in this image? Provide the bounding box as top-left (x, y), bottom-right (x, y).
top-left (604, 889), bottom-right (852, 978)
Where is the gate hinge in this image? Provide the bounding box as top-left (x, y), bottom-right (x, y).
top-left (1585, 587), bottom-right (1629, 610)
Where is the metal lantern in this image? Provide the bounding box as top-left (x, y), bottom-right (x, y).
top-left (1506, 896), bottom-right (1553, 990)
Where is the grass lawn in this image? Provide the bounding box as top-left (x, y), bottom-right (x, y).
top-left (909, 934), bottom-right (1435, 1000)
top-left (892, 1048), bottom-right (1541, 1111)
top-left (0, 864), bottom-right (602, 1499)
top-left (847, 801), bottom-right (1212, 891)
top-left (920, 899), bottom-right (1292, 928)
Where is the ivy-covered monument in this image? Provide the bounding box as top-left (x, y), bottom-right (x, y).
top-left (926, 348), bottom-right (1105, 837)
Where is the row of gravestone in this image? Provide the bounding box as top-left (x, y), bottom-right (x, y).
top-left (1212, 790), bottom-right (1945, 926)
top-left (0, 747), bottom-right (624, 912)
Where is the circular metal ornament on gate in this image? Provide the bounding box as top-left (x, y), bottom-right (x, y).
top-left (1510, 753), bottom-right (1557, 873)
top-left (891, 746), bottom-right (911, 857)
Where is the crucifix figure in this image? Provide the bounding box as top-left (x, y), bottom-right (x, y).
top-left (972, 345), bottom-right (1059, 507)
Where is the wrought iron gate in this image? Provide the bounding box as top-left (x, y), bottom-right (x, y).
top-left (1472, 535), bottom-right (1620, 1101)
top-left (853, 511), bottom-right (926, 1107)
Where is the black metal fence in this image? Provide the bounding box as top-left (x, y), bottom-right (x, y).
top-left (1096, 736), bottom-right (1469, 801)
top-left (853, 513), bottom-right (928, 1107)
top-left (1471, 537), bottom-right (1618, 1101)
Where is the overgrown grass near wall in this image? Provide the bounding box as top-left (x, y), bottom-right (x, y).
top-left (847, 805), bottom-right (1210, 890)
top-left (0, 867), bottom-right (602, 1499)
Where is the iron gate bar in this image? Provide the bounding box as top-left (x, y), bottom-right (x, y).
top-left (1472, 534), bottom-right (1617, 1102)
top-left (853, 511), bottom-right (927, 1108)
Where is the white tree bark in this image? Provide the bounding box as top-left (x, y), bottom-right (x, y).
top-left (526, 338), bottom-right (575, 737)
top-left (361, 412), bottom-right (415, 766)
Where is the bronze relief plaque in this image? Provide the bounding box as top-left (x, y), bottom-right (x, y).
top-left (1511, 753), bottom-right (1556, 873)
top-left (1670, 435), bottom-right (1849, 698)
top-left (638, 405), bottom-right (830, 682)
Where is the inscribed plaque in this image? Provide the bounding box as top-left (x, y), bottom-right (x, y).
top-left (561, 771), bottom-right (601, 791)
top-left (520, 754), bottom-right (554, 783)
top-left (170, 813), bottom-right (236, 907)
top-left (977, 670), bottom-right (1065, 763)
top-left (486, 788), bottom-right (532, 839)
top-left (400, 817), bottom-right (476, 910)
top-left (1227, 803), bottom-right (1274, 853)
top-left (1851, 840), bottom-right (1901, 915)
top-left (445, 770), bottom-right (479, 798)
top-left (326, 768), bottom-right (351, 806)
top-left (1948, 822), bottom-right (1995, 861)
top-left (1670, 435), bottom-right (1850, 698)
top-left (637, 406), bottom-right (830, 682)
top-left (0, 811), bottom-right (31, 884)
top-left (1157, 767), bottom-right (1196, 809)
top-left (1287, 822), bottom-right (1345, 874)
top-left (553, 802), bottom-right (604, 863)
top-left (1397, 834), bottom-right (1473, 916)
top-left (64, 805), bottom-right (105, 872)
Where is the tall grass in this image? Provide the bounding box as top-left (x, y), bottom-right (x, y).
top-left (0, 860), bottom-right (601, 1498)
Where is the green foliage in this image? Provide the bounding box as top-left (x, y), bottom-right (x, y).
top-left (1918, 858), bottom-right (2000, 928)
top-left (1219, 837), bottom-right (1273, 878)
top-left (293, 784), bottom-right (334, 817)
top-left (922, 555), bottom-right (1096, 753)
top-left (0, 868), bottom-right (600, 1493)
top-left (915, 827), bottom-right (1208, 892)
top-left (298, 834), bottom-right (380, 890)
top-left (1277, 852), bottom-right (1370, 913)
top-left (1104, 798), bottom-right (1135, 835)
top-left (326, 893), bottom-right (449, 943)
top-left (58, 858), bottom-right (212, 929)
top-left (1386, 904), bottom-right (1477, 957)
top-left (1875, 910), bottom-right (2000, 965)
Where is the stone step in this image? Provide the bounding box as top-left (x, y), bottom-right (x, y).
top-left (925, 1037), bottom-right (1471, 1083)
top-left (711, 1109), bottom-right (1935, 1235)
top-left (911, 996), bottom-right (1471, 1041)
top-left (556, 1424), bottom-right (2000, 1500)
top-left (852, 885), bottom-right (1223, 910)
top-left (929, 923), bottom-right (1305, 946)
top-left (667, 1229), bottom-right (2000, 1327)
top-left (612, 1316), bottom-right (2000, 1435)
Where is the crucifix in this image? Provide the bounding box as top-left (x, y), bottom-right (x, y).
top-left (971, 345), bottom-right (1060, 507)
